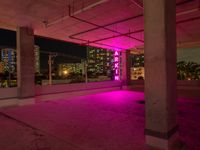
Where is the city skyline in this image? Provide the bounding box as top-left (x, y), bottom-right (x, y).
top-left (0, 29), bottom-right (87, 57)
top-left (0, 29), bottom-right (87, 71)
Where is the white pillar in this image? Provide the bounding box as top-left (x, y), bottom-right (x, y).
top-left (144, 0), bottom-right (178, 149)
top-left (17, 27), bottom-right (35, 99)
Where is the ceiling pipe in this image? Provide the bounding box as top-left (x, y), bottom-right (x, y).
top-left (177, 15), bottom-right (200, 24)
top-left (130, 0), bottom-right (143, 9)
top-left (69, 8), bottom-right (200, 45)
top-left (69, 14), bottom-right (200, 49)
top-left (68, 5), bottom-right (144, 43)
top-left (68, 0), bottom-right (200, 49)
top-left (84, 6), bottom-right (200, 45)
top-left (176, 0), bottom-right (195, 6)
top-left (82, 29), bottom-right (143, 45)
top-left (46, 0), bottom-right (109, 27)
top-left (177, 8), bottom-right (200, 16)
top-left (176, 0), bottom-right (200, 16)
top-left (70, 36), bottom-right (125, 50)
top-left (177, 40), bottom-right (200, 48)
top-left (69, 0), bottom-right (198, 39)
top-left (94, 42), bottom-right (125, 50)
top-left (86, 15), bottom-right (200, 48)
top-left (45, 0), bottom-right (195, 27)
top-left (47, 0), bottom-right (196, 28)
top-left (69, 14), bottom-right (143, 37)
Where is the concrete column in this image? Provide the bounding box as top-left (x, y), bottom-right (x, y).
top-left (121, 50), bottom-right (131, 86)
top-left (144, 0), bottom-right (178, 149)
top-left (17, 27), bottom-right (35, 99)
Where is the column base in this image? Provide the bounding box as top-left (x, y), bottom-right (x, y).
top-left (145, 127), bottom-right (179, 150)
top-left (0, 98), bottom-right (18, 108)
top-left (0, 97), bottom-right (35, 108)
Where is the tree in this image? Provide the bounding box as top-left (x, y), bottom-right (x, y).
top-left (177, 61), bottom-right (200, 80)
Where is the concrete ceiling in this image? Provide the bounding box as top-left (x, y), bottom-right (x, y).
top-left (0, 0), bottom-right (200, 50)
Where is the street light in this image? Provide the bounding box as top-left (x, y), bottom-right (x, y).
top-left (63, 70), bottom-right (68, 75)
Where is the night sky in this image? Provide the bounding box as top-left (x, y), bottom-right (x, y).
top-left (1, 29), bottom-right (200, 70)
top-left (0, 29), bottom-right (87, 70)
top-left (0, 29), bottom-right (16, 48)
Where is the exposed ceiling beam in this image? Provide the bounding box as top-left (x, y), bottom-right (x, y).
top-left (176, 0), bottom-right (195, 6)
top-left (82, 29), bottom-right (144, 44)
top-left (46, 0), bottom-right (109, 27)
top-left (177, 40), bottom-right (200, 48)
top-left (69, 14), bottom-right (143, 37)
top-left (177, 8), bottom-right (200, 16)
top-left (130, 0), bottom-right (143, 9)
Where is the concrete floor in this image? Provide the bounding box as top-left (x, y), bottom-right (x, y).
top-left (0, 90), bottom-right (199, 150)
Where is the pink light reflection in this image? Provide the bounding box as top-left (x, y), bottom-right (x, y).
top-left (114, 51), bottom-right (120, 81)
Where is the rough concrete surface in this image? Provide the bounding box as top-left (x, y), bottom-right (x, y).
top-left (0, 91), bottom-right (199, 150)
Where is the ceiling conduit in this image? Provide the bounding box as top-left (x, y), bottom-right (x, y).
top-left (130, 0), bottom-right (143, 9)
top-left (68, 5), bottom-right (144, 43)
top-left (70, 36), bottom-right (125, 50)
top-left (69, 14), bottom-right (143, 37)
top-left (68, 0), bottom-right (200, 49)
top-left (46, 0), bottom-right (109, 27)
top-left (82, 29), bottom-right (144, 45)
top-left (71, 12), bottom-right (200, 50)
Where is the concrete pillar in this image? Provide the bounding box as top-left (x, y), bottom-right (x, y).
top-left (17, 27), bottom-right (35, 99)
top-left (121, 50), bottom-right (131, 86)
top-left (144, 0), bottom-right (178, 149)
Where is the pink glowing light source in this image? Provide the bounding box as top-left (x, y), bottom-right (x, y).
top-left (114, 57), bottom-right (119, 62)
top-left (114, 51), bottom-right (120, 81)
top-left (115, 76), bottom-right (120, 80)
top-left (114, 51), bottom-right (119, 56)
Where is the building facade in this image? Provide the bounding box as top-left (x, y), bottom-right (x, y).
top-left (0, 61), bottom-right (3, 73)
top-left (34, 45), bottom-right (40, 73)
top-left (130, 53), bottom-right (145, 80)
top-left (0, 48), bottom-right (16, 73)
top-left (58, 63), bottom-right (84, 76)
top-left (87, 46), bottom-right (114, 76)
top-left (0, 45), bottom-right (40, 74)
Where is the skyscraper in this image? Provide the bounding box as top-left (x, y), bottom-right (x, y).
top-left (0, 45), bottom-right (40, 74)
top-left (0, 48), bottom-right (16, 73)
top-left (58, 62), bottom-right (84, 76)
top-left (87, 46), bottom-right (114, 75)
top-left (0, 61), bottom-right (3, 73)
top-left (130, 50), bottom-right (145, 80)
top-left (34, 45), bottom-right (40, 73)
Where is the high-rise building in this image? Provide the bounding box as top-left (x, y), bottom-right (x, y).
top-left (87, 46), bottom-right (114, 75)
top-left (0, 45), bottom-right (40, 74)
top-left (131, 54), bottom-right (144, 67)
top-left (0, 61), bottom-right (3, 73)
top-left (34, 45), bottom-right (40, 73)
top-left (58, 63), bottom-right (84, 76)
top-left (130, 51), bottom-right (145, 80)
top-left (0, 48), bottom-right (16, 73)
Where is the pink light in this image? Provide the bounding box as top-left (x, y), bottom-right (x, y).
top-left (114, 57), bottom-right (119, 62)
top-left (115, 69), bottom-right (118, 74)
top-left (114, 51), bottom-right (120, 81)
top-left (114, 51), bottom-right (119, 56)
top-left (115, 76), bottom-right (120, 80)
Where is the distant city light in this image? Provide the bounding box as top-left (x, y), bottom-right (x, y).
top-left (63, 70), bottom-right (68, 75)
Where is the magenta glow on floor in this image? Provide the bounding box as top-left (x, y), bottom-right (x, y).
top-left (0, 90), bottom-right (200, 150)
